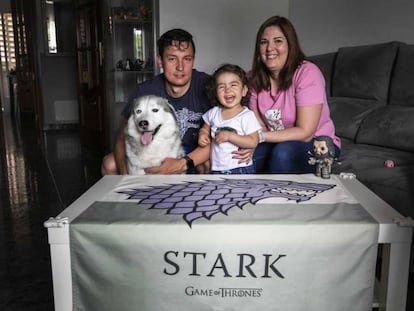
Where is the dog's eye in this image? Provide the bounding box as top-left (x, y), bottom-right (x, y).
top-left (135, 109), bottom-right (142, 114)
top-left (152, 108), bottom-right (159, 112)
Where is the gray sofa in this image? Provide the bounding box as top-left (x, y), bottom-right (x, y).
top-left (309, 41), bottom-right (414, 225)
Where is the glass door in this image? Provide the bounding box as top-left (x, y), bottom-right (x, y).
top-left (104, 0), bottom-right (158, 147)
top-left (75, 1), bottom-right (106, 152)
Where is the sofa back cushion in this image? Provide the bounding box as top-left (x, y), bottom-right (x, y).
top-left (356, 106), bottom-right (414, 152)
top-left (332, 42), bottom-right (399, 102)
top-left (308, 52), bottom-right (337, 97)
top-left (389, 44), bottom-right (414, 107)
top-left (328, 97), bottom-right (380, 140)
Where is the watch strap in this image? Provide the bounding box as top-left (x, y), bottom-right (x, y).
top-left (183, 155), bottom-right (195, 171)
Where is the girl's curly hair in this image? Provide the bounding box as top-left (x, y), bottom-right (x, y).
top-left (206, 63), bottom-right (251, 106)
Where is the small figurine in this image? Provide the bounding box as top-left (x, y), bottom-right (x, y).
top-left (116, 60), bottom-right (124, 70)
top-left (139, 3), bottom-right (147, 18)
top-left (125, 58), bottom-right (131, 70)
top-left (132, 59), bottom-right (144, 71)
top-left (308, 135), bottom-right (336, 179)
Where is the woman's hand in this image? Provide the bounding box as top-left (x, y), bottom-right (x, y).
top-left (232, 148), bottom-right (254, 164)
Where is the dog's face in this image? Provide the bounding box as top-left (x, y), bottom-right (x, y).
top-left (130, 95), bottom-right (178, 145)
top-left (125, 95), bottom-right (184, 174)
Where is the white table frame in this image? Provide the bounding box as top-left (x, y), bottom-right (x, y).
top-left (44, 174), bottom-right (413, 311)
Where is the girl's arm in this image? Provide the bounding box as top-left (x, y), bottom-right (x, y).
top-left (198, 123), bottom-right (211, 147)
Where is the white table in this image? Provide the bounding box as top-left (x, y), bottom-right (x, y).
top-left (44, 174), bottom-right (413, 311)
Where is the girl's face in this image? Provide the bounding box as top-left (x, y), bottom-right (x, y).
top-left (259, 25), bottom-right (289, 75)
top-left (215, 72), bottom-right (248, 109)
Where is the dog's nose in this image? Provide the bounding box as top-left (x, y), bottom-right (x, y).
top-left (138, 120), bottom-right (149, 129)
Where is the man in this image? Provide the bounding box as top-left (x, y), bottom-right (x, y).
top-left (101, 28), bottom-right (211, 175)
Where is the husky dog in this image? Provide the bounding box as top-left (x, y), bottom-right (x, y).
top-left (125, 95), bottom-right (185, 174)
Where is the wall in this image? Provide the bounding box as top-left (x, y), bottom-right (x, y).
top-left (39, 55), bottom-right (79, 126)
top-left (159, 0), bottom-right (414, 69)
top-left (0, 1), bottom-right (10, 12)
top-left (290, 0), bottom-right (414, 55)
top-left (158, 0), bottom-right (289, 74)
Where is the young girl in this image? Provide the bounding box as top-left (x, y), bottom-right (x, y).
top-left (199, 64), bottom-right (261, 174)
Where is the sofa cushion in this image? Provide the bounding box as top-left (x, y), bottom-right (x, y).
top-left (333, 138), bottom-right (414, 173)
top-left (389, 44), bottom-right (414, 107)
top-left (327, 97), bottom-right (381, 140)
top-left (356, 165), bottom-right (414, 218)
top-left (332, 41), bottom-right (399, 102)
top-left (356, 106), bottom-right (414, 152)
top-left (308, 52), bottom-right (337, 96)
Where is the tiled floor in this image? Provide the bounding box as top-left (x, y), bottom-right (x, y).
top-left (0, 112), bottom-right (101, 310)
top-left (0, 111), bottom-right (413, 310)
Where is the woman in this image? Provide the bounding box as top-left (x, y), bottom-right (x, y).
top-left (249, 15), bottom-right (340, 173)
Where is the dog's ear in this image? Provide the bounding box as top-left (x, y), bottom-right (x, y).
top-left (161, 98), bottom-right (180, 122)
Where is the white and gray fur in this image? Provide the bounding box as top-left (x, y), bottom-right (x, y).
top-left (125, 95), bottom-right (185, 174)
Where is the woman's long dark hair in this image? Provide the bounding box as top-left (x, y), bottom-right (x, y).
top-left (250, 16), bottom-right (306, 92)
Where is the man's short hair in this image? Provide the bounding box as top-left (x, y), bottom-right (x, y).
top-left (157, 29), bottom-right (196, 57)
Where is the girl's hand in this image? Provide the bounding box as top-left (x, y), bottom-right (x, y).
top-left (198, 134), bottom-right (211, 147)
top-left (214, 131), bottom-right (232, 144)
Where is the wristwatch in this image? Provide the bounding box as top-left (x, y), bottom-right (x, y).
top-left (183, 155), bottom-right (195, 172)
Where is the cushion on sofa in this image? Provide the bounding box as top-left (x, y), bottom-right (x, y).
top-left (356, 165), bottom-right (414, 218)
top-left (356, 106), bottom-right (414, 152)
top-left (333, 138), bottom-right (414, 173)
top-left (308, 52), bottom-right (337, 96)
top-left (332, 41), bottom-right (400, 101)
top-left (389, 44), bottom-right (414, 107)
top-left (327, 97), bottom-right (381, 140)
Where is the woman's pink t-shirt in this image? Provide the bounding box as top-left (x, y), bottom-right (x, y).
top-left (250, 61), bottom-right (341, 147)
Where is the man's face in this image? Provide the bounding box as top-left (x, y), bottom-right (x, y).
top-left (157, 40), bottom-right (194, 89)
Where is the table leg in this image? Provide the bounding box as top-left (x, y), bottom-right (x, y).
top-left (378, 243), bottom-right (411, 311)
top-left (50, 243), bottom-right (73, 311)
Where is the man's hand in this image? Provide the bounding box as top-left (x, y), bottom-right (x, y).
top-left (144, 157), bottom-right (187, 174)
top-left (232, 148), bottom-right (254, 164)
top-left (145, 145), bottom-right (210, 174)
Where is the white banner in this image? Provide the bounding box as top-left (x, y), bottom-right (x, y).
top-left (70, 176), bottom-right (378, 311)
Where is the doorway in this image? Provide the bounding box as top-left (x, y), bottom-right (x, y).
top-left (0, 13), bottom-right (16, 115)
top-left (10, 0), bottom-right (42, 129)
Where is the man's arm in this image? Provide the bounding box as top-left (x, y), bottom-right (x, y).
top-left (114, 119), bottom-right (128, 175)
top-left (144, 145), bottom-right (210, 174)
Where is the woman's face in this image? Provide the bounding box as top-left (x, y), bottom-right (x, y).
top-left (259, 25), bottom-right (289, 75)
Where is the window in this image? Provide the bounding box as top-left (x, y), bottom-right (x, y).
top-left (0, 13), bottom-right (16, 72)
top-left (133, 27), bottom-right (145, 61)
